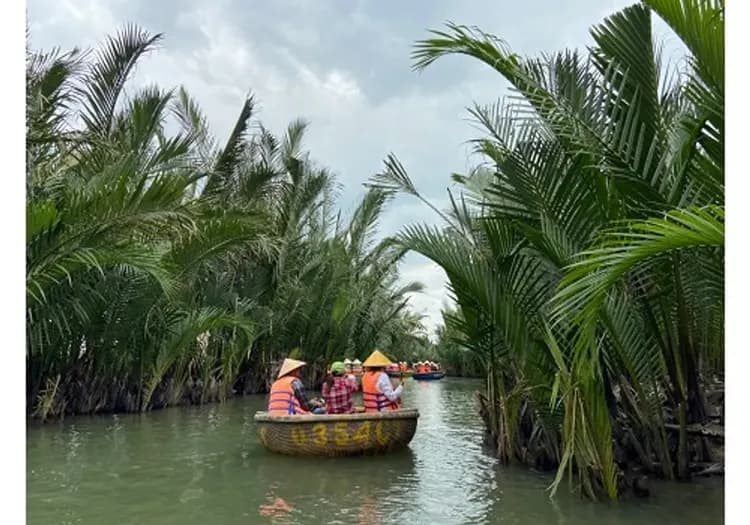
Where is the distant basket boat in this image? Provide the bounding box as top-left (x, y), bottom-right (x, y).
top-left (254, 408), bottom-right (419, 456)
top-left (412, 371), bottom-right (445, 380)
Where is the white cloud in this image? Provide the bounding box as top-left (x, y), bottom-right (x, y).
top-left (276, 21), bottom-right (320, 49)
top-left (323, 70), bottom-right (362, 100)
top-left (59, 0), bottom-right (118, 34)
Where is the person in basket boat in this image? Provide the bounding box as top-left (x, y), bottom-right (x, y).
top-left (321, 361), bottom-right (359, 414)
top-left (385, 363), bottom-right (400, 375)
top-left (361, 350), bottom-right (404, 412)
top-left (267, 358), bottom-right (324, 415)
top-left (385, 362), bottom-right (404, 391)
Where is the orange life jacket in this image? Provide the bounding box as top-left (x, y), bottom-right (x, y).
top-left (362, 371), bottom-right (399, 412)
top-left (267, 375), bottom-right (310, 415)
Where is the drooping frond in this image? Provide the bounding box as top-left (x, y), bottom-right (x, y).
top-left (552, 205), bottom-right (724, 327)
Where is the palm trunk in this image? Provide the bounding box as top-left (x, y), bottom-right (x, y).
top-left (677, 399), bottom-right (689, 479)
top-left (673, 254), bottom-right (707, 424)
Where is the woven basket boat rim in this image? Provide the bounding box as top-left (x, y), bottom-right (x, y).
top-left (254, 408), bottom-right (419, 423)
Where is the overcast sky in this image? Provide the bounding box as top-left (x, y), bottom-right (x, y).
top-left (29, 0), bottom-right (650, 335)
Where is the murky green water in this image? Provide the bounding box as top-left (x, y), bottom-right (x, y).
top-left (27, 378), bottom-right (723, 524)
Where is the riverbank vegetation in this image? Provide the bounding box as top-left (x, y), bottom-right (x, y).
top-left (432, 308), bottom-right (483, 378)
top-left (26, 26), bottom-right (431, 419)
top-left (370, 0), bottom-right (724, 500)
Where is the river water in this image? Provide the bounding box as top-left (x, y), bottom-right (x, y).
top-left (27, 378), bottom-right (723, 524)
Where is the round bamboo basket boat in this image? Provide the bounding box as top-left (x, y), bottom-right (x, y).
top-left (412, 371), bottom-right (445, 380)
top-left (254, 408), bottom-right (419, 457)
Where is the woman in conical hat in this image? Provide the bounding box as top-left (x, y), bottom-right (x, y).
top-left (267, 358), bottom-right (323, 415)
top-left (361, 350), bottom-right (403, 412)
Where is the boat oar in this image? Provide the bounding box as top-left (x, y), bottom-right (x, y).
top-left (398, 366), bottom-right (405, 408)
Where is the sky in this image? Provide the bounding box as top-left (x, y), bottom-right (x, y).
top-left (28, 0), bottom-right (646, 336)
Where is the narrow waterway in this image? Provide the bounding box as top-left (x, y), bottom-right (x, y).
top-left (27, 378), bottom-right (723, 524)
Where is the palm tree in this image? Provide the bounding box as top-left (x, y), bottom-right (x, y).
top-left (372, 0), bottom-right (723, 499)
top-left (27, 24), bottom-right (426, 418)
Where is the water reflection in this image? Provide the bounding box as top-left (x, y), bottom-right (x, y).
top-left (404, 379), bottom-right (498, 524)
top-left (247, 449), bottom-right (418, 524)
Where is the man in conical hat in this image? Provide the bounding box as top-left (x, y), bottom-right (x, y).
top-left (361, 350), bottom-right (403, 412)
top-left (267, 358), bottom-right (323, 415)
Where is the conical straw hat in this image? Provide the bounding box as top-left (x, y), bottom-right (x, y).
top-left (277, 358), bottom-right (307, 378)
top-left (343, 358), bottom-right (352, 364)
top-left (362, 350), bottom-right (392, 368)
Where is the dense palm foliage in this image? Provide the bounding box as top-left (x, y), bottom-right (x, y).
top-left (371, 0), bottom-right (723, 499)
top-left (26, 26), bottom-right (427, 419)
top-left (433, 308), bottom-right (483, 377)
